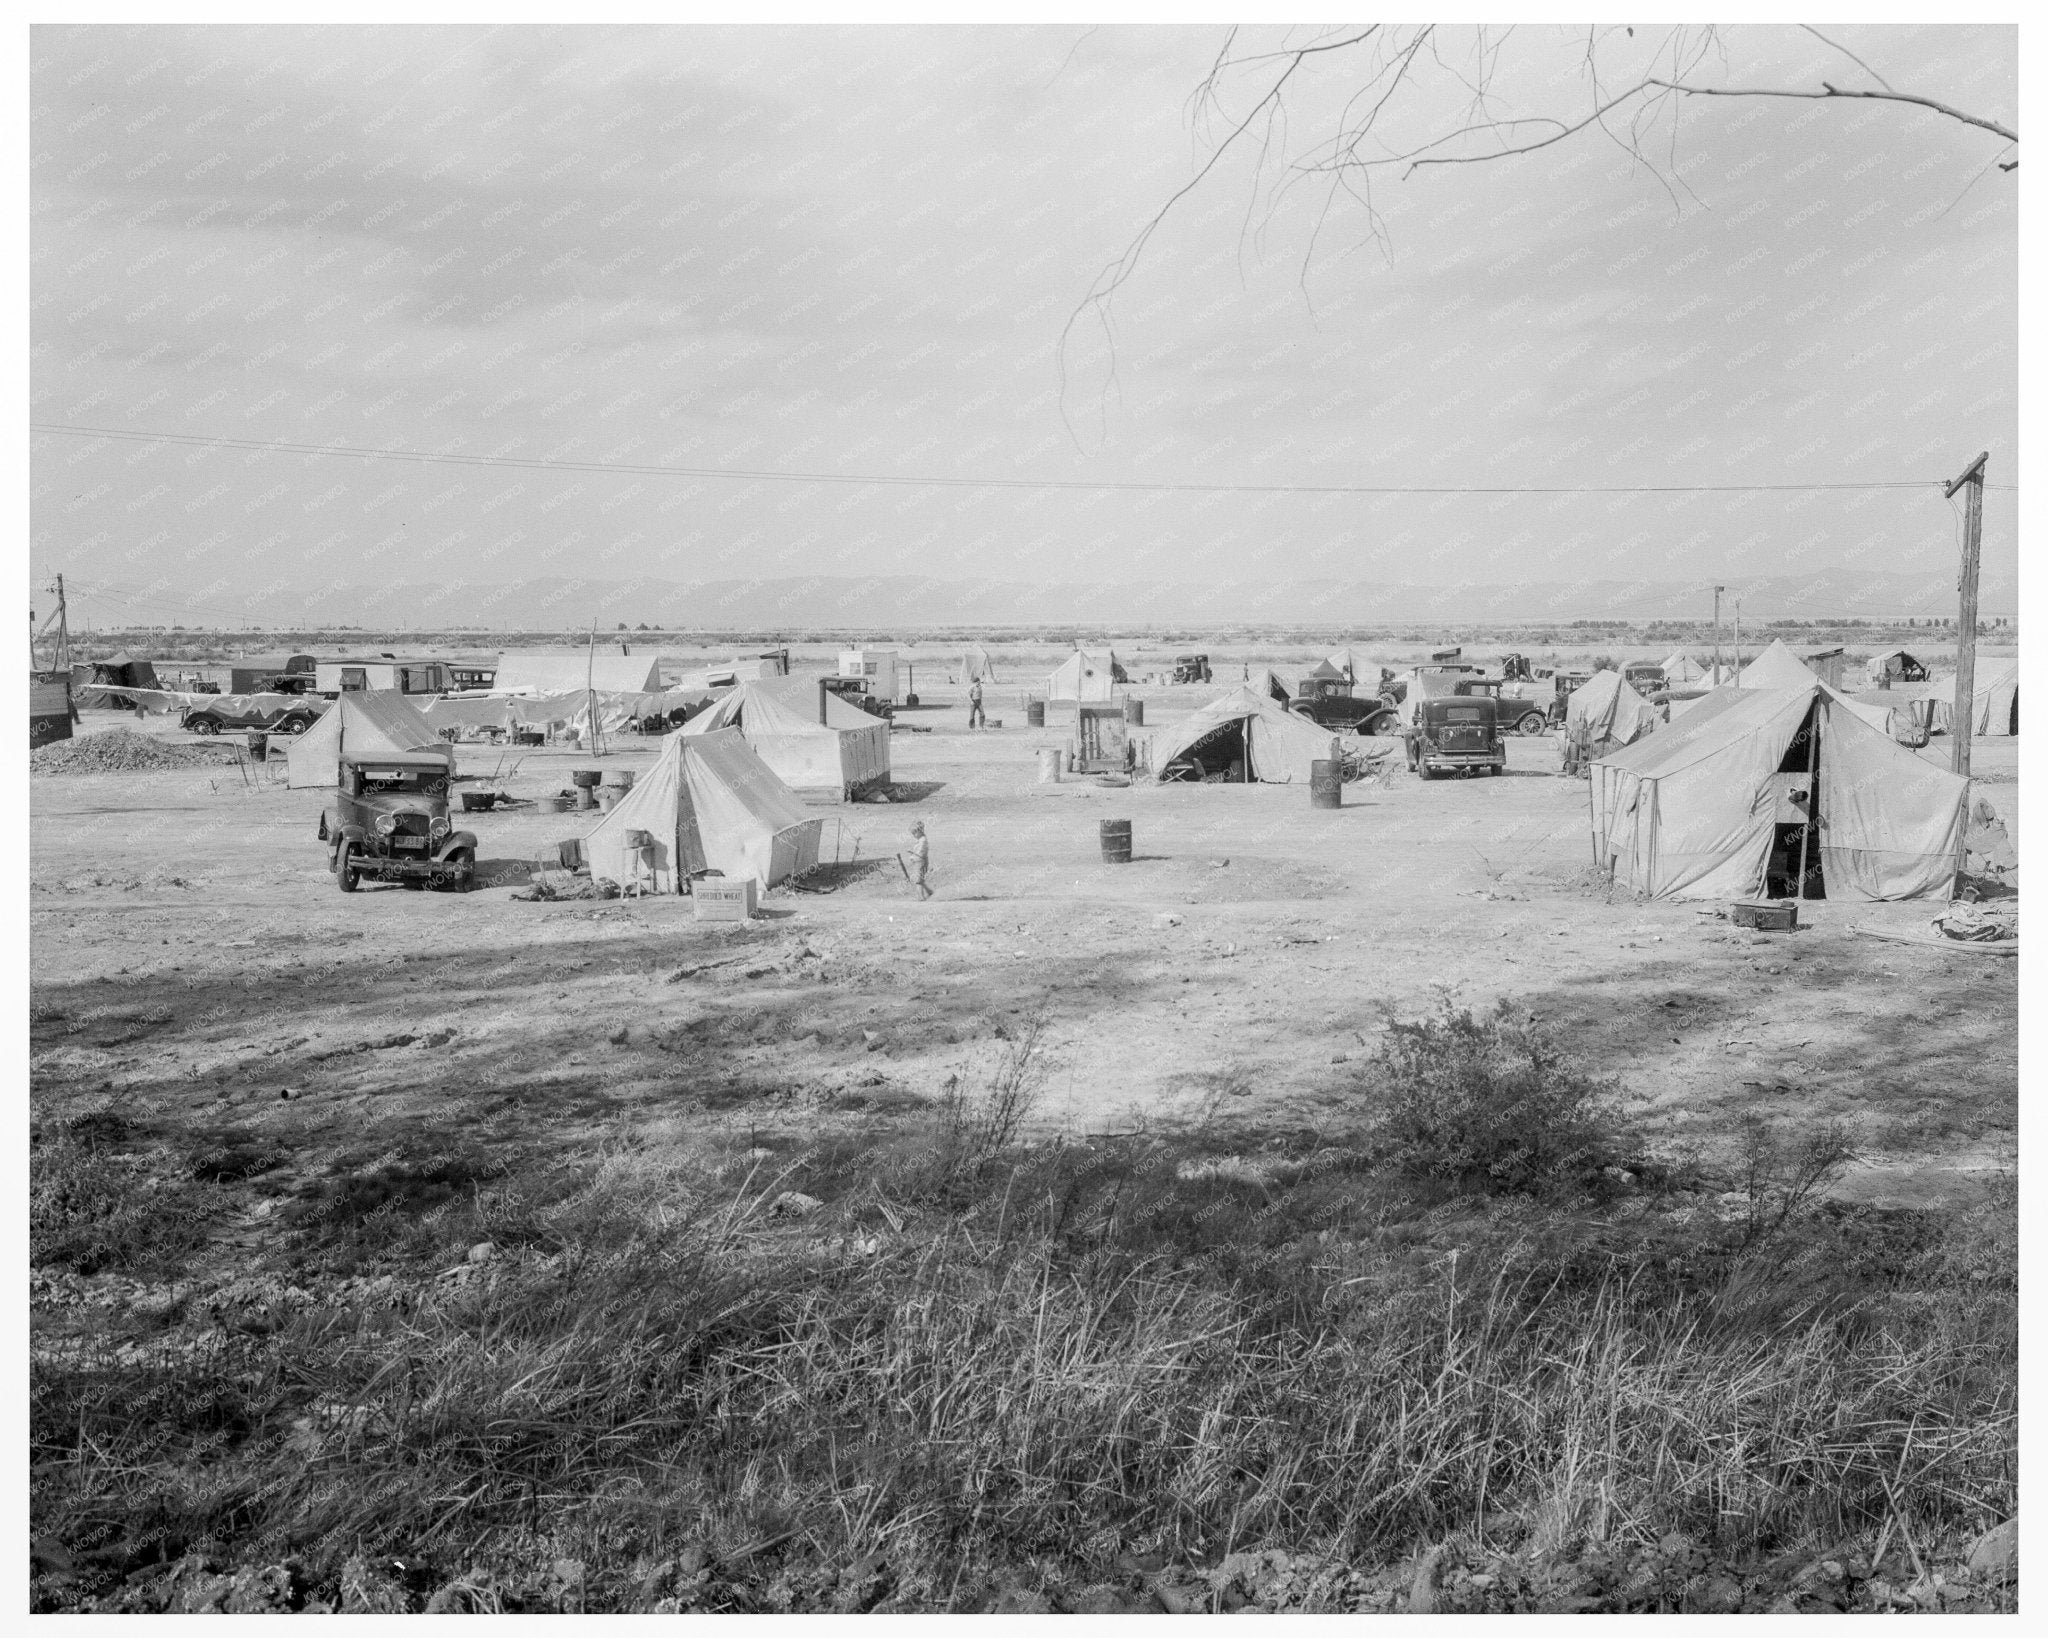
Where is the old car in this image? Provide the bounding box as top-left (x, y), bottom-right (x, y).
top-left (182, 699), bottom-right (322, 736)
top-left (1171, 654), bottom-right (1213, 685)
top-left (1406, 696), bottom-right (1506, 778)
top-left (323, 753), bottom-right (477, 893)
top-left (1461, 676), bottom-right (1551, 736)
top-left (1287, 674), bottom-right (1399, 735)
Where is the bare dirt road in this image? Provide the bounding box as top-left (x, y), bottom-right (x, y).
top-left (31, 679), bottom-right (2015, 1211)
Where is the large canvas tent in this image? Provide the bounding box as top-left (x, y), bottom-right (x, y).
top-left (1923, 658), bottom-right (2019, 737)
top-left (1591, 683), bottom-right (1967, 902)
top-left (286, 691), bottom-right (448, 789)
top-left (1564, 669), bottom-right (1659, 757)
top-left (493, 651), bottom-right (663, 694)
top-left (1326, 648), bottom-right (1366, 685)
top-left (1045, 648), bottom-right (1122, 702)
top-left (1660, 653), bottom-right (1709, 686)
top-left (681, 676), bottom-right (890, 800)
top-left (1737, 639), bottom-right (1819, 691)
top-left (1153, 686), bottom-right (1348, 784)
top-left (1245, 666), bottom-right (1293, 705)
top-left (582, 728), bottom-right (823, 893)
top-left (959, 643), bottom-right (998, 683)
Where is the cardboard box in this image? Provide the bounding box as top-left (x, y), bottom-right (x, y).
top-left (693, 878), bottom-right (759, 921)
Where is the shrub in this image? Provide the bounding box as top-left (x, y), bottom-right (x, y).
top-left (1362, 1000), bottom-right (1630, 1194)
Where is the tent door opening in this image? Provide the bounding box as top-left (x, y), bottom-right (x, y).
top-left (1765, 702), bottom-right (1825, 900)
top-left (1164, 718), bottom-right (1248, 783)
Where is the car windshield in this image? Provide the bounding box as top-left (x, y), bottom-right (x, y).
top-left (351, 766), bottom-right (436, 792)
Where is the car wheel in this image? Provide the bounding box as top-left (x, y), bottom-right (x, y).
top-left (336, 844), bottom-right (360, 893)
top-left (277, 716), bottom-right (310, 735)
top-left (1518, 712), bottom-right (1547, 736)
top-left (438, 847), bottom-right (475, 892)
top-left (187, 717), bottom-right (218, 735)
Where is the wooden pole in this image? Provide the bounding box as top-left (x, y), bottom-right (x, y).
top-left (1795, 696), bottom-right (1819, 901)
top-left (585, 618), bottom-right (602, 758)
top-left (1712, 584), bottom-right (1724, 684)
top-left (1944, 452), bottom-right (1987, 779)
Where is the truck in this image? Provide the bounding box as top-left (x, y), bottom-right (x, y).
top-left (1170, 654), bottom-right (1213, 685)
top-left (313, 657), bottom-right (454, 698)
top-left (1405, 696), bottom-right (1507, 778)
top-left (323, 752), bottom-right (477, 893)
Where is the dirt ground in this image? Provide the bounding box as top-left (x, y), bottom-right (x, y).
top-left (30, 664), bottom-right (2017, 1215)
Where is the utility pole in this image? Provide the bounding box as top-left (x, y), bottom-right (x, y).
top-left (1732, 596), bottom-right (1741, 677)
top-left (1711, 584), bottom-right (1726, 683)
top-left (52, 575), bottom-right (72, 673)
top-left (1944, 452), bottom-right (1987, 780)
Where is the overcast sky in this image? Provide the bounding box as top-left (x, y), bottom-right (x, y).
top-left (31, 23), bottom-right (2017, 625)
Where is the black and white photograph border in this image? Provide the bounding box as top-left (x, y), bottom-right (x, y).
top-left (21, 4), bottom-right (2024, 1617)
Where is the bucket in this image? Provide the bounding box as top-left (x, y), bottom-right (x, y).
top-left (1036, 747), bottom-right (1063, 784)
top-left (537, 795), bottom-right (571, 815)
top-left (598, 788), bottom-right (620, 812)
top-left (1310, 759), bottom-right (1343, 809)
top-left (571, 769), bottom-right (604, 789)
top-left (1026, 699), bottom-right (1045, 727)
top-left (1099, 818), bottom-right (1132, 865)
top-left (607, 769), bottom-right (637, 792)
top-left (575, 786), bottom-right (598, 811)
top-left (1124, 698), bottom-right (1145, 726)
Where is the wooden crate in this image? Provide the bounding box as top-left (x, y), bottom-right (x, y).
top-left (694, 878), bottom-right (759, 921)
top-left (1732, 900), bottom-right (1798, 931)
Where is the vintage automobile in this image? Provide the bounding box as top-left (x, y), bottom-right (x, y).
top-left (1458, 676), bottom-right (1551, 736)
top-left (1286, 674), bottom-right (1399, 735)
top-left (182, 699), bottom-right (322, 736)
top-left (1405, 695), bottom-right (1507, 778)
top-left (1171, 654), bottom-right (1213, 685)
top-left (322, 753), bottom-right (477, 893)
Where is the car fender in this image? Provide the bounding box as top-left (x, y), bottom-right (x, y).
top-left (434, 830), bottom-right (479, 861)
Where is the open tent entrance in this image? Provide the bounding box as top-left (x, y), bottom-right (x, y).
top-left (1163, 715), bottom-right (1251, 783)
top-left (1765, 699), bottom-right (1825, 900)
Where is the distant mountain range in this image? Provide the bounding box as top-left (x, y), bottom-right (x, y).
top-left (87, 568), bottom-right (2015, 632)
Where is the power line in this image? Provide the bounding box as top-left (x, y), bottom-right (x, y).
top-left (31, 420), bottom-right (1976, 498)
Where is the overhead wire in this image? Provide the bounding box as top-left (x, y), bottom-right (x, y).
top-left (31, 420), bottom-right (1980, 498)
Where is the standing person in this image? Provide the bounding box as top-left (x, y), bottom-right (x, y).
top-left (967, 677), bottom-right (985, 730)
top-left (904, 821), bottom-right (932, 900)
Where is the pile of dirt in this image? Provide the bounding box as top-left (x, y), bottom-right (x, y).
top-left (30, 730), bottom-right (238, 776)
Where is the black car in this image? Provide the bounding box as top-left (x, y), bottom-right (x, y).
top-left (1286, 676), bottom-right (1398, 735)
top-left (323, 754), bottom-right (477, 893)
top-left (1406, 697), bottom-right (1507, 778)
top-left (183, 701), bottom-right (322, 736)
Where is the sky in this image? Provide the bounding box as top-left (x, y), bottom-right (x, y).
top-left (30, 23), bottom-right (2018, 627)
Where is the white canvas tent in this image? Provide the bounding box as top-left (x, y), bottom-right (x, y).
top-left (1244, 666), bottom-right (1293, 705)
top-left (1153, 686), bottom-right (1347, 784)
top-left (1962, 658), bottom-right (2019, 736)
top-left (1660, 653), bottom-right (1708, 686)
top-left (1737, 639), bottom-right (1819, 691)
top-left (493, 651), bottom-right (663, 694)
top-left (285, 691), bottom-right (449, 789)
top-left (1591, 683), bottom-right (1967, 902)
top-left (1564, 669), bottom-right (1659, 757)
top-left (1864, 649), bottom-right (1930, 688)
top-left (1326, 648), bottom-right (1366, 686)
top-left (959, 643), bottom-right (998, 683)
top-left (681, 676), bottom-right (890, 800)
top-left (1045, 648), bottom-right (1121, 702)
top-left (582, 727), bottom-right (823, 894)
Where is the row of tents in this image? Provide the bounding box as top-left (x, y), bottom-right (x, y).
top-left (294, 676), bottom-right (894, 805)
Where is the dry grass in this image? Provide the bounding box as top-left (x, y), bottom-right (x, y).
top-left (30, 1028), bottom-right (2017, 1613)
